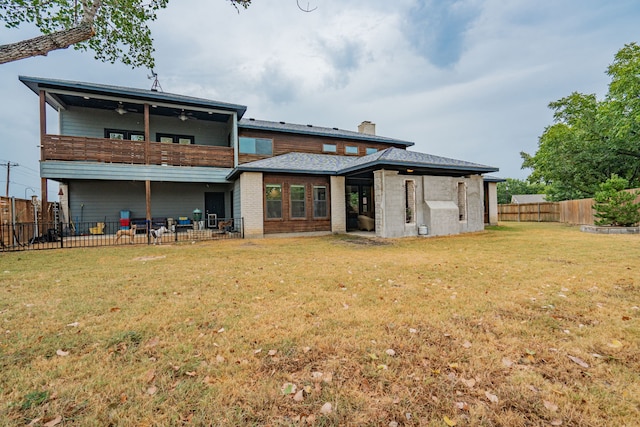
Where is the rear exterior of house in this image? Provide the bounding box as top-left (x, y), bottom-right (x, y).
top-left (20, 76), bottom-right (499, 239)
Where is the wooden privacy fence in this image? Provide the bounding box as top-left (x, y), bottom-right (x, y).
top-left (498, 202), bottom-right (560, 222)
top-left (499, 188), bottom-right (640, 225)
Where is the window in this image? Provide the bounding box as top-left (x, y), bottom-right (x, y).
top-left (405, 180), bottom-right (416, 223)
top-left (322, 143), bottom-right (337, 153)
top-left (345, 145), bottom-right (359, 155)
top-left (290, 185), bottom-right (306, 218)
top-left (156, 133), bottom-right (194, 144)
top-left (457, 182), bottom-right (467, 221)
top-left (266, 184), bottom-right (282, 219)
top-left (313, 186), bottom-right (328, 218)
top-left (239, 137), bottom-right (273, 155)
top-left (105, 129), bottom-right (145, 141)
top-left (366, 147), bottom-right (377, 155)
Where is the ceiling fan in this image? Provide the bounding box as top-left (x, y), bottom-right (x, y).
top-left (115, 102), bottom-right (127, 115)
top-left (178, 109), bottom-right (196, 121)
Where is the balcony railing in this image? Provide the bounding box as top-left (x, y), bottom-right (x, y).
top-left (42, 135), bottom-right (234, 168)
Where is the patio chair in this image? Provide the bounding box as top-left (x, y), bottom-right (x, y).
top-left (89, 222), bottom-right (105, 235)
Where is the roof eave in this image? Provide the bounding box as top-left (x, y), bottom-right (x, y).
top-left (19, 75), bottom-right (248, 118)
top-left (239, 121), bottom-right (415, 147)
top-left (227, 167), bottom-right (339, 181)
top-left (338, 160), bottom-right (499, 176)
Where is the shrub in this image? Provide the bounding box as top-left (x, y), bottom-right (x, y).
top-left (593, 175), bottom-right (640, 226)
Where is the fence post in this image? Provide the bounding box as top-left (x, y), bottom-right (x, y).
top-left (59, 221), bottom-right (64, 248)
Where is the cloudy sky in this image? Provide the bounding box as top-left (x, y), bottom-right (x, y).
top-left (1, 0), bottom-right (639, 199)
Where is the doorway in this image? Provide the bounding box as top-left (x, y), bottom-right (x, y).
top-left (345, 180), bottom-right (374, 231)
top-left (205, 192), bottom-right (225, 228)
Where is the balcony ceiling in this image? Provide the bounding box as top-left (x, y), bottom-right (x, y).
top-left (55, 93), bottom-right (232, 123)
top-left (19, 75), bottom-right (247, 123)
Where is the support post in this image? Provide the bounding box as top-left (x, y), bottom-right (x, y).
top-left (39, 90), bottom-right (49, 225)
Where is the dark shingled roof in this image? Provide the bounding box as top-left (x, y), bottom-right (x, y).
top-left (227, 148), bottom-right (498, 180)
top-left (239, 118), bottom-right (415, 147)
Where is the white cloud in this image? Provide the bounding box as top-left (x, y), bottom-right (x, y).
top-left (1, 0), bottom-right (640, 198)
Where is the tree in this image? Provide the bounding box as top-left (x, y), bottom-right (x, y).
top-left (496, 178), bottom-right (546, 204)
top-left (593, 175), bottom-right (640, 227)
top-left (521, 43), bottom-right (640, 201)
top-left (0, 0), bottom-right (251, 68)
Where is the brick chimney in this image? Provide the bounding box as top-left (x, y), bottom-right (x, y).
top-left (358, 121), bottom-right (376, 135)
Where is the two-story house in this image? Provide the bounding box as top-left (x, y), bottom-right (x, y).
top-left (20, 76), bottom-right (500, 238)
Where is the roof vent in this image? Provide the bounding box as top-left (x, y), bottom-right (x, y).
top-left (279, 121), bottom-right (285, 124)
top-left (306, 124), bottom-right (313, 127)
top-left (332, 127), bottom-right (339, 130)
top-left (249, 118), bottom-right (255, 121)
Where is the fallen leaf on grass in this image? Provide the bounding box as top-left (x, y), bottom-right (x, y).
top-left (544, 400), bottom-right (559, 412)
top-left (621, 316), bottom-right (630, 321)
top-left (145, 336), bottom-right (159, 348)
top-left (66, 322), bottom-right (79, 327)
top-left (454, 401), bottom-right (469, 411)
top-left (110, 307), bottom-right (120, 312)
top-left (44, 416), bottom-right (62, 427)
top-left (293, 389), bottom-right (304, 402)
top-left (551, 419), bottom-right (563, 426)
top-left (185, 371), bottom-right (196, 377)
top-left (460, 378), bottom-right (476, 388)
top-left (485, 391), bottom-right (499, 403)
top-left (143, 369), bottom-right (156, 383)
top-left (281, 383), bottom-right (297, 395)
top-left (443, 415), bottom-right (457, 426)
top-left (216, 355), bottom-right (225, 364)
top-left (462, 341), bottom-right (472, 349)
top-left (608, 340), bottom-right (623, 349)
top-left (146, 386), bottom-right (158, 395)
top-left (27, 418), bottom-right (42, 426)
top-left (56, 349), bottom-right (69, 357)
top-left (502, 357), bottom-right (514, 368)
top-left (320, 402), bottom-right (332, 414)
top-left (567, 355), bottom-right (589, 368)
top-left (385, 348), bottom-right (396, 356)
top-left (216, 327), bottom-right (225, 333)
top-left (268, 349), bottom-right (278, 356)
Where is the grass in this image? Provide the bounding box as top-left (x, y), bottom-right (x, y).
top-left (0, 222), bottom-right (639, 426)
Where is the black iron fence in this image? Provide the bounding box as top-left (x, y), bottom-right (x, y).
top-left (1, 218), bottom-right (244, 252)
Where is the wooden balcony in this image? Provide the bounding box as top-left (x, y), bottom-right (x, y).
top-left (42, 135), bottom-right (234, 168)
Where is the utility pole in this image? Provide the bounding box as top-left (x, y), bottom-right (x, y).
top-left (2, 161), bottom-right (19, 197)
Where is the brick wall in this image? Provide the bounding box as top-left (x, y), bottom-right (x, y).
top-left (239, 172), bottom-right (264, 238)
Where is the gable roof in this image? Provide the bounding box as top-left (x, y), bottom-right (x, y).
top-left (239, 118), bottom-right (415, 147)
top-left (227, 147), bottom-right (498, 180)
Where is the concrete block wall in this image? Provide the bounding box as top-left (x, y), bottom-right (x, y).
top-left (239, 172), bottom-right (264, 238)
top-left (422, 175), bottom-right (485, 236)
top-left (374, 170), bottom-right (420, 238)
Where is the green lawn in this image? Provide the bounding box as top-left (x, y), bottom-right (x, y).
top-left (1, 223), bottom-right (638, 426)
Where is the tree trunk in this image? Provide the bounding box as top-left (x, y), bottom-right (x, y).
top-left (0, 23), bottom-right (95, 65)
